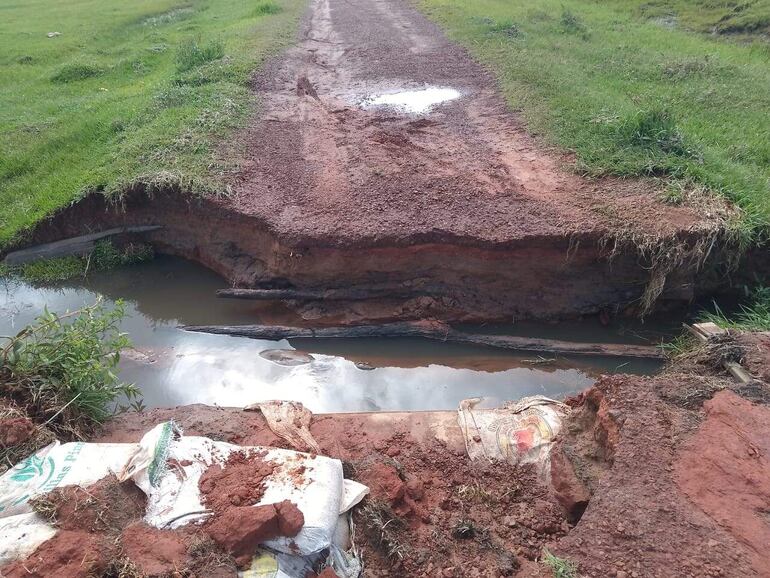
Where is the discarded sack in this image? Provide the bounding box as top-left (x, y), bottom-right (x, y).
top-left (458, 395), bottom-right (569, 479)
top-left (0, 421), bottom-right (369, 575)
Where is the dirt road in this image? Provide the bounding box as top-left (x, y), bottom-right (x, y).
top-left (227, 0), bottom-right (701, 245)
top-left (15, 0), bottom-right (733, 322)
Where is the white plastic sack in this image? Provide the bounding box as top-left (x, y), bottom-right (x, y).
top-left (127, 422), bottom-right (360, 557)
top-left (0, 440), bottom-right (139, 518)
top-left (0, 440), bottom-right (139, 565)
top-left (458, 395), bottom-right (569, 478)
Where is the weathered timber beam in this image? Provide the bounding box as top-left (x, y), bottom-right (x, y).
top-left (181, 321), bottom-right (665, 359)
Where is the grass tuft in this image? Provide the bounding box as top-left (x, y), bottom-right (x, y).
top-left (615, 108), bottom-right (694, 158)
top-left (542, 549), bottom-right (578, 578)
top-left (50, 63), bottom-right (105, 83)
top-left (253, 1), bottom-right (282, 15)
top-left (175, 38), bottom-right (225, 72)
top-left (704, 286), bottom-right (770, 331)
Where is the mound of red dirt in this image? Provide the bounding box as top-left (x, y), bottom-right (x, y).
top-left (205, 500), bottom-right (304, 567)
top-left (199, 449), bottom-right (276, 512)
top-left (0, 530), bottom-right (108, 578)
top-left (34, 473), bottom-right (146, 532)
top-left (0, 415), bottom-right (35, 448)
top-left (120, 523), bottom-right (192, 576)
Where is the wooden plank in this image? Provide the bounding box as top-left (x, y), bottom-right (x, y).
top-left (180, 321), bottom-right (666, 359)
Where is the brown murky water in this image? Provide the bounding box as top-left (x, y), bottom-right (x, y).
top-left (0, 257), bottom-right (674, 412)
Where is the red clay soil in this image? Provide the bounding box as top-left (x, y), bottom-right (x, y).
top-left (198, 449), bottom-right (276, 512)
top-left (226, 0), bottom-right (705, 246)
top-left (33, 473), bottom-right (147, 532)
top-left (0, 530), bottom-right (108, 578)
top-left (0, 415), bottom-right (35, 447)
top-left (205, 500), bottom-right (304, 567)
top-left (120, 523), bottom-right (191, 576)
top-left (676, 391), bottom-right (770, 576)
top-left (197, 450), bottom-right (305, 567)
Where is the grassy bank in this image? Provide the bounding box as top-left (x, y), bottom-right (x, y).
top-left (0, 0), bottom-right (304, 248)
top-left (419, 0), bottom-right (770, 243)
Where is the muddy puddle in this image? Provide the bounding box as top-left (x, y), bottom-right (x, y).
top-left (359, 86), bottom-right (461, 114)
top-left (0, 256), bottom-right (676, 413)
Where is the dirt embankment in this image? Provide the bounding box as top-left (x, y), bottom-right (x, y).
top-left (6, 0), bottom-right (740, 324)
top-left (88, 331), bottom-right (770, 577)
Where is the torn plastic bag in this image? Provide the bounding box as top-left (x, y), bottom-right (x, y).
top-left (458, 395), bottom-right (569, 479)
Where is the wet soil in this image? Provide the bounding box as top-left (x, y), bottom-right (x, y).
top-left (8, 0), bottom-right (735, 323)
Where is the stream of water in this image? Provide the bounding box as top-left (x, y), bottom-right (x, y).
top-left (0, 257), bottom-right (678, 413)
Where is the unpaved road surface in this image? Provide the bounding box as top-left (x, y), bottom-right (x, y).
top-left (226, 0), bottom-right (703, 246)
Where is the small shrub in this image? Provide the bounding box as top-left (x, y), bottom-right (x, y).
top-left (175, 38), bottom-right (225, 72)
top-left (616, 108), bottom-right (694, 157)
top-left (51, 63), bottom-right (104, 83)
top-left (0, 300), bottom-right (141, 432)
top-left (253, 1), bottom-right (282, 16)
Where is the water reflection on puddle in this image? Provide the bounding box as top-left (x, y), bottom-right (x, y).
top-left (0, 257), bottom-right (664, 413)
top-left (360, 87), bottom-right (461, 114)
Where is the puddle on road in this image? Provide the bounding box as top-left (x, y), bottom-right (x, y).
top-left (360, 86), bottom-right (461, 114)
top-left (0, 256), bottom-right (671, 413)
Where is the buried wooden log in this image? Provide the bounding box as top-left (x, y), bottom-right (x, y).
top-left (181, 320), bottom-right (666, 359)
top-left (216, 287), bottom-right (427, 301)
top-left (2, 226), bottom-right (162, 265)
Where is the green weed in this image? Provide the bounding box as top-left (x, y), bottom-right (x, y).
top-left (560, 8), bottom-right (588, 36)
top-left (542, 549), bottom-right (578, 578)
top-left (0, 299), bottom-right (141, 432)
top-left (175, 38), bottom-right (225, 72)
top-left (487, 18), bottom-right (521, 36)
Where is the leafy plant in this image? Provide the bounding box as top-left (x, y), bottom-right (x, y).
top-left (1, 299), bottom-right (142, 435)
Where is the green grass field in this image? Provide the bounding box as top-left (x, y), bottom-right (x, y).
top-left (0, 0), bottom-right (303, 247)
top-left (420, 0), bottom-right (770, 243)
